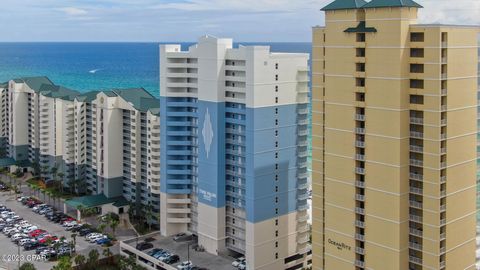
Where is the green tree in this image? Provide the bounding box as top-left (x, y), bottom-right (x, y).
top-left (74, 254), bottom-right (85, 269)
top-left (87, 249), bottom-right (99, 268)
top-left (57, 172), bottom-right (65, 193)
top-left (102, 246), bottom-right (113, 264)
top-left (32, 162), bottom-right (40, 177)
top-left (19, 262), bottom-right (37, 270)
top-left (52, 255), bottom-right (72, 270)
top-left (144, 202), bottom-right (155, 232)
top-left (109, 218), bottom-right (120, 238)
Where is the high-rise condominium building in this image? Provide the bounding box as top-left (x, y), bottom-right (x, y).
top-left (312, 0), bottom-right (479, 269)
top-left (0, 78), bottom-right (161, 220)
top-left (160, 36), bottom-right (310, 270)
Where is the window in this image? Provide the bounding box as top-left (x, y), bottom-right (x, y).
top-left (356, 33), bottom-right (366, 42)
top-left (356, 63), bottom-right (365, 72)
top-left (275, 163), bottom-right (279, 169)
top-left (275, 108), bottom-right (278, 114)
top-left (410, 32), bottom-right (424, 42)
top-left (275, 186), bottom-right (279, 192)
top-left (356, 48), bottom-right (366, 57)
top-left (275, 230), bottom-right (278, 237)
top-left (275, 130), bottom-right (278, 136)
top-left (275, 175), bottom-right (278, 181)
top-left (275, 241), bottom-right (278, 248)
top-left (410, 79), bottom-right (424, 89)
top-left (410, 64), bottom-right (424, 73)
top-left (275, 152), bottom-right (278, 159)
top-left (410, 95), bottom-right (424, 105)
top-left (275, 142), bottom-right (279, 148)
top-left (275, 97), bottom-right (278, 104)
top-left (275, 75), bottom-right (279, 81)
top-left (410, 48), bottom-right (424, 58)
top-left (275, 197), bottom-right (278, 203)
top-left (275, 86), bottom-right (278, 92)
top-left (356, 93), bottom-right (365, 102)
top-left (275, 208), bottom-right (279, 214)
top-left (275, 119), bottom-right (278, 126)
top-left (356, 78), bottom-right (365, 87)
top-left (232, 228), bottom-right (235, 235)
top-left (275, 253), bottom-right (278, 259)
top-left (275, 63), bottom-right (279, 70)
top-left (275, 219), bottom-right (278, 226)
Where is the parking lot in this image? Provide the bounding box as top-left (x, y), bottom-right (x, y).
top-left (121, 232), bottom-right (236, 270)
top-left (0, 191), bottom-right (111, 270)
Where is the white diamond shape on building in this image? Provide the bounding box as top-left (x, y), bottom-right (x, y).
top-left (202, 108), bottom-right (214, 158)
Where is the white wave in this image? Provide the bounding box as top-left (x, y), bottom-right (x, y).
top-left (89, 68), bottom-right (102, 74)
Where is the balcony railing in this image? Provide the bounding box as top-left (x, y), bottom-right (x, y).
top-left (355, 247), bottom-right (365, 255)
top-left (355, 233), bottom-right (365, 241)
top-left (355, 220), bottom-right (365, 228)
top-left (355, 194), bottom-right (365, 202)
top-left (355, 181), bottom-right (365, 188)
top-left (410, 186), bottom-right (423, 195)
top-left (355, 167), bottom-right (365, 174)
top-left (409, 242), bottom-right (422, 250)
top-left (410, 214), bottom-right (422, 223)
top-left (409, 200), bottom-right (423, 209)
top-left (410, 159), bottom-right (423, 167)
top-left (409, 173), bottom-right (423, 181)
top-left (409, 228), bottom-right (423, 237)
top-left (355, 127), bottom-right (366, 134)
top-left (355, 114), bottom-right (366, 121)
top-left (410, 117), bottom-right (424, 124)
top-left (410, 145), bottom-right (423, 152)
top-left (410, 131), bottom-right (423, 139)
top-left (355, 141), bottom-right (365, 148)
top-left (355, 207), bottom-right (365, 215)
top-left (355, 154), bottom-right (365, 161)
top-left (409, 256), bottom-right (422, 265)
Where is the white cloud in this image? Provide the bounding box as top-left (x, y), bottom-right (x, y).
top-left (58, 7), bottom-right (88, 16)
top-left (153, 0), bottom-right (323, 12)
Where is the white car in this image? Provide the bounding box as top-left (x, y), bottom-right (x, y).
top-left (177, 261), bottom-right (192, 270)
top-left (17, 197), bottom-right (28, 202)
top-left (238, 262), bottom-right (247, 270)
top-left (24, 226), bottom-right (38, 233)
top-left (86, 233), bottom-right (102, 240)
top-left (19, 238), bottom-right (35, 246)
top-left (232, 257), bottom-right (245, 267)
top-left (63, 221), bottom-right (77, 227)
top-left (12, 233), bottom-right (28, 241)
top-left (1, 212), bottom-right (14, 219)
top-left (89, 235), bottom-right (106, 243)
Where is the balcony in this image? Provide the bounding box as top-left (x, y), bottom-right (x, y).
top-left (409, 173), bottom-right (423, 181)
top-left (355, 167), bottom-right (365, 175)
top-left (355, 260), bottom-right (365, 268)
top-left (410, 117), bottom-right (424, 125)
top-left (410, 214), bottom-right (422, 223)
top-left (409, 256), bottom-right (422, 265)
top-left (355, 233), bottom-right (365, 241)
top-left (355, 127), bottom-right (365, 134)
top-left (410, 145), bottom-right (423, 153)
top-left (410, 186), bottom-right (423, 195)
top-left (355, 194), bottom-right (365, 202)
top-left (409, 228), bottom-right (423, 237)
top-left (409, 242), bottom-right (422, 251)
top-left (440, 204), bottom-right (446, 212)
top-left (355, 247), bottom-right (365, 255)
top-left (355, 181), bottom-right (365, 188)
top-left (355, 141), bottom-right (365, 148)
top-left (355, 114), bottom-right (365, 121)
top-left (355, 220), bottom-right (365, 228)
top-left (409, 200), bottom-right (423, 209)
top-left (440, 218), bottom-right (446, 226)
top-left (410, 159), bottom-right (423, 167)
top-left (355, 154), bottom-right (365, 161)
top-left (410, 131), bottom-right (423, 139)
top-left (440, 176), bottom-right (446, 183)
top-left (355, 207), bottom-right (365, 215)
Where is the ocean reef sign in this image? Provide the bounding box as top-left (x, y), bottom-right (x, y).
top-left (199, 188), bottom-right (217, 202)
top-left (328, 238), bottom-right (352, 251)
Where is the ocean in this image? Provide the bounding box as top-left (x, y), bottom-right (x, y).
top-left (0, 42), bottom-right (312, 98)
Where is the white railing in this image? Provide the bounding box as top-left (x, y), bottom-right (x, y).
top-left (410, 173), bottom-right (423, 181)
top-left (410, 159), bottom-right (423, 166)
top-left (409, 242), bottom-right (422, 250)
top-left (355, 207), bottom-right (365, 215)
top-left (355, 167), bottom-right (365, 174)
top-left (355, 220), bottom-right (365, 228)
top-left (409, 228), bottom-right (423, 237)
top-left (410, 214), bottom-right (422, 223)
top-left (355, 181), bottom-right (365, 188)
top-left (410, 131), bottom-right (423, 139)
top-left (355, 233), bottom-right (365, 241)
top-left (355, 127), bottom-right (366, 134)
top-left (409, 200), bottom-right (423, 208)
top-left (355, 141), bottom-right (365, 148)
top-left (355, 114), bottom-right (365, 121)
top-left (410, 117), bottom-right (424, 124)
top-left (355, 194), bottom-right (365, 201)
top-left (410, 145), bottom-right (423, 152)
top-left (355, 154), bottom-right (365, 161)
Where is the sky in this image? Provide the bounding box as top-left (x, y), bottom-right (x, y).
top-left (0, 0), bottom-right (478, 42)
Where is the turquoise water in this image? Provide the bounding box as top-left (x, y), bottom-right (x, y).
top-left (0, 42), bottom-right (311, 98)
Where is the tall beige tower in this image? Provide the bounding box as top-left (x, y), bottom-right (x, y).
top-left (312, 0), bottom-right (480, 269)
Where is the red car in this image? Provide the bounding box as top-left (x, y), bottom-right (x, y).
top-left (29, 229), bottom-right (46, 237)
top-left (39, 236), bottom-right (57, 244)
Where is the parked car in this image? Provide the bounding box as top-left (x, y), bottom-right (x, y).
top-left (164, 254), bottom-right (180, 264)
top-left (232, 257), bottom-right (245, 267)
top-left (79, 229), bottom-right (92, 236)
top-left (177, 261), bottom-right (192, 270)
top-left (96, 237), bottom-right (111, 245)
top-left (136, 242), bottom-right (153, 251)
top-left (24, 242), bottom-right (40, 251)
top-left (237, 262), bottom-right (246, 270)
top-left (147, 248), bottom-right (163, 256)
top-left (173, 233), bottom-right (188, 241)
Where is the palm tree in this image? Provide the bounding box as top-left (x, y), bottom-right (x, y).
top-left (41, 165), bottom-right (49, 180)
top-left (45, 189), bottom-right (52, 204)
top-left (76, 178), bottom-right (87, 195)
top-left (145, 202), bottom-right (154, 232)
top-left (109, 218), bottom-right (120, 238)
top-left (87, 249), bottom-right (99, 269)
top-left (19, 262), bottom-right (37, 270)
top-left (32, 162), bottom-right (40, 177)
top-left (98, 223), bottom-right (107, 234)
top-left (74, 254), bottom-right (85, 269)
top-left (71, 233), bottom-right (77, 251)
top-left (102, 246), bottom-right (113, 265)
top-left (57, 172), bottom-right (64, 193)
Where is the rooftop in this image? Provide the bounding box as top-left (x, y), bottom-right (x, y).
top-left (65, 194), bottom-right (130, 209)
top-left (321, 0), bottom-right (422, 11)
top-left (13, 76), bottom-right (54, 92)
top-left (121, 232), bottom-right (236, 270)
top-left (321, 0), bottom-right (367, 11)
top-left (362, 0), bottom-right (422, 8)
